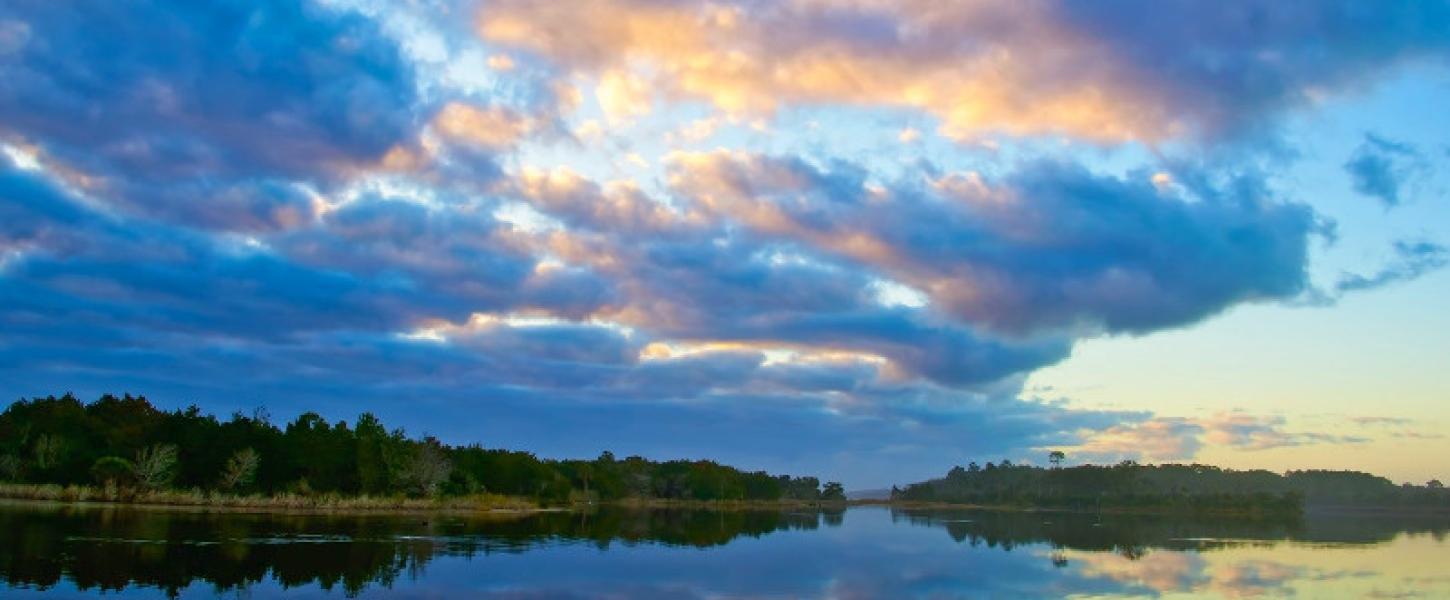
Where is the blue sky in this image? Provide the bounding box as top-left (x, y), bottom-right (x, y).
top-left (1, 0), bottom-right (1447, 487)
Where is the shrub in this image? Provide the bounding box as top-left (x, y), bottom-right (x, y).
top-left (90, 456), bottom-right (136, 487)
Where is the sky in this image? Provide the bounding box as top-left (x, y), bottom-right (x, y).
top-left (1, 0), bottom-right (1448, 488)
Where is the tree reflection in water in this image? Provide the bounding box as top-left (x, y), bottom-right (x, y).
top-left (3, 502), bottom-right (1448, 598)
top-left (0, 501), bottom-right (844, 597)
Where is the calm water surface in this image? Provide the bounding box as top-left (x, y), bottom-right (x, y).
top-left (2, 500), bottom-right (1448, 598)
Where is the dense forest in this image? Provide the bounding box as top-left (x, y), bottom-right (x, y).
top-left (893, 455), bottom-right (1450, 514)
top-left (0, 393), bottom-right (846, 504)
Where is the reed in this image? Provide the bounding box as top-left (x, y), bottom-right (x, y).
top-left (0, 482), bottom-right (538, 512)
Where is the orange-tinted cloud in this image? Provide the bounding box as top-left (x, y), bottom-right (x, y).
top-left (479, 0), bottom-right (1450, 143)
top-left (479, 0), bottom-right (1167, 141)
top-left (433, 102), bottom-right (534, 149)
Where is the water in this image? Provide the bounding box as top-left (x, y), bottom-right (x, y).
top-left (2, 500), bottom-right (1447, 599)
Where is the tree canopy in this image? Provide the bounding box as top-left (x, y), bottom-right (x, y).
top-left (0, 393), bottom-right (844, 504)
top-left (895, 455), bottom-right (1450, 513)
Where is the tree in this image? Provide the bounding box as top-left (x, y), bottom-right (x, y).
top-left (576, 462), bottom-right (594, 498)
top-left (1048, 451), bottom-right (1065, 469)
top-left (218, 448), bottom-right (260, 491)
top-left (399, 437), bottom-right (452, 497)
top-left (33, 434), bottom-right (66, 471)
top-left (133, 444), bottom-right (178, 490)
top-left (821, 481), bottom-right (846, 501)
top-left (91, 456), bottom-right (135, 487)
top-left (355, 413), bottom-right (392, 494)
top-left (1429, 479), bottom-right (1445, 489)
top-left (0, 454), bottom-right (20, 481)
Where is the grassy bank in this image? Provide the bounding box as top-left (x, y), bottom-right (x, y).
top-left (0, 482), bottom-right (539, 513)
top-left (0, 483), bottom-right (848, 514)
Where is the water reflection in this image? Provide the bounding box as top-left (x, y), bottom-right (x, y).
top-left (1, 500), bottom-right (1447, 598)
top-left (893, 508), bottom-right (1450, 598)
top-left (892, 508), bottom-right (1449, 553)
top-left (0, 501), bottom-right (842, 597)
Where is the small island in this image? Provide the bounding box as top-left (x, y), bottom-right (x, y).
top-left (889, 452), bottom-right (1450, 517)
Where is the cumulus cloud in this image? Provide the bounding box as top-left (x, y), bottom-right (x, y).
top-left (0, 149), bottom-right (1159, 484)
top-left (0, 0), bottom-right (422, 230)
top-left (479, 0), bottom-right (1450, 142)
top-left (666, 151), bottom-right (1315, 335)
top-left (0, 151), bottom-right (1080, 473)
top-left (432, 102), bottom-right (536, 149)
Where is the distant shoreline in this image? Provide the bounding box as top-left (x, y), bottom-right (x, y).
top-left (858, 499), bottom-right (1450, 518)
top-left (848, 499), bottom-right (1302, 518)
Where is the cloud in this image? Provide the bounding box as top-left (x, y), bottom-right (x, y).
top-left (594, 69), bottom-right (654, 124)
top-left (479, 0), bottom-right (1450, 142)
top-left (1335, 240), bottom-right (1448, 293)
top-left (1344, 133), bottom-right (1422, 207)
top-left (666, 151), bottom-right (1315, 335)
top-left (0, 152), bottom-right (1127, 484)
top-left (1349, 416), bottom-right (1415, 426)
top-left (1075, 417), bottom-right (1205, 462)
top-left (0, 127), bottom-right (1340, 485)
top-left (0, 155), bottom-right (582, 346)
top-left (1073, 412), bottom-right (1366, 462)
top-left (510, 167), bottom-right (705, 235)
top-left (1200, 412), bottom-right (1367, 451)
top-left (0, 0), bottom-right (422, 230)
top-left (1389, 431), bottom-right (1446, 441)
top-left (432, 102), bottom-right (536, 149)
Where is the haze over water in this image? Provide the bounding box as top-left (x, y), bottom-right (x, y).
top-left (4, 501), bottom-right (1448, 599)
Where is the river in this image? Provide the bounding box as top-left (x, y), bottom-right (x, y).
top-left (2, 500), bottom-right (1447, 598)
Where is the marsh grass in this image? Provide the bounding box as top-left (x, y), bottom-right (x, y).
top-left (0, 483), bottom-right (538, 512)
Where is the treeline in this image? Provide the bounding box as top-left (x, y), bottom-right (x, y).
top-left (893, 458), bottom-right (1450, 514)
top-left (0, 393), bottom-right (846, 504)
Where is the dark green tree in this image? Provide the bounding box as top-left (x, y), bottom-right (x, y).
top-left (90, 456), bottom-right (135, 487)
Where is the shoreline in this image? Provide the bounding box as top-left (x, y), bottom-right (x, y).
top-left (0, 483), bottom-right (542, 516)
top-left (0, 496), bottom-right (561, 518)
top-left (860, 500), bottom-right (1450, 518)
top-left (848, 499), bottom-right (1304, 518)
top-left (8, 484), bottom-right (1441, 519)
top-left (0, 483), bottom-right (847, 515)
